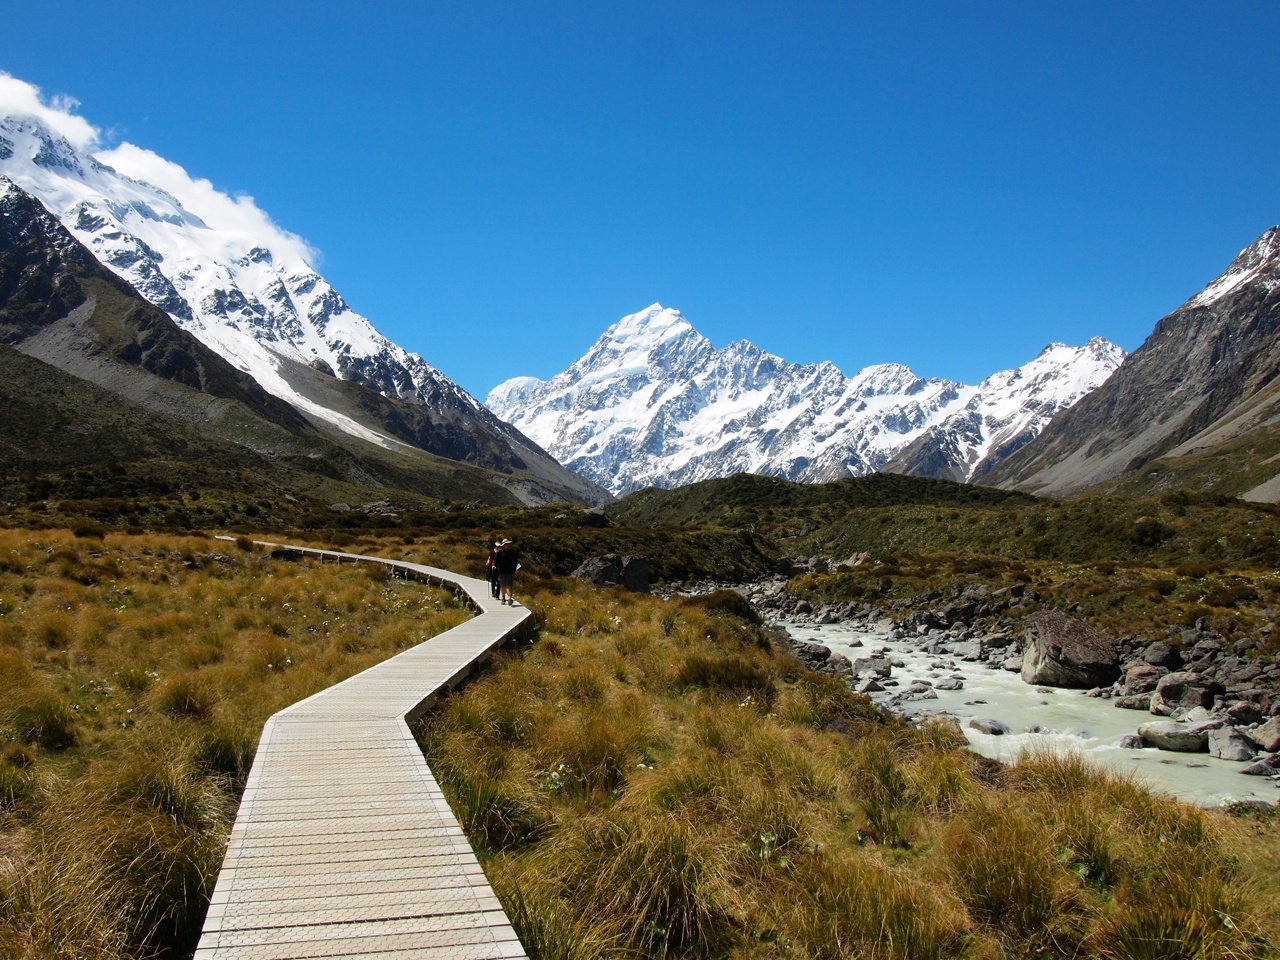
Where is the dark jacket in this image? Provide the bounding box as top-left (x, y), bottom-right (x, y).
top-left (493, 547), bottom-right (519, 575)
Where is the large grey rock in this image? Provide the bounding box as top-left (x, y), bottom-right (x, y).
top-left (1122, 661), bottom-right (1168, 695)
top-left (1142, 641), bottom-right (1183, 670)
top-left (853, 657), bottom-right (893, 679)
top-left (1242, 754), bottom-right (1280, 776)
top-left (1137, 719), bottom-right (1222, 752)
top-left (1208, 726), bottom-right (1257, 762)
top-left (969, 718), bottom-right (1012, 735)
top-left (1114, 694), bottom-right (1153, 711)
top-left (1020, 611), bottom-right (1120, 688)
top-left (571, 554), bottom-right (650, 592)
top-left (1227, 701), bottom-right (1264, 726)
top-left (1149, 671), bottom-right (1224, 716)
top-left (1248, 717), bottom-right (1280, 753)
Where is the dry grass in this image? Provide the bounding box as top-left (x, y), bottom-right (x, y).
top-left (0, 528), bottom-right (469, 959)
top-left (420, 581), bottom-right (1278, 960)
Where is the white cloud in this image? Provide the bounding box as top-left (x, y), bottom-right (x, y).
top-left (0, 71), bottom-right (319, 269)
top-left (97, 141), bottom-right (319, 267)
top-left (0, 73), bottom-right (99, 150)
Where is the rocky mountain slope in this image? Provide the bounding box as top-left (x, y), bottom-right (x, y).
top-left (488, 304), bottom-right (1122, 496)
top-left (0, 111), bottom-right (606, 506)
top-left (987, 226), bottom-right (1280, 501)
top-left (0, 178), bottom-right (601, 507)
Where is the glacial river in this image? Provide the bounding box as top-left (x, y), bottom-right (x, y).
top-left (785, 621), bottom-right (1280, 808)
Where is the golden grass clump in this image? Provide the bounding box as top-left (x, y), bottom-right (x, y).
top-left (0, 528), bottom-right (472, 959)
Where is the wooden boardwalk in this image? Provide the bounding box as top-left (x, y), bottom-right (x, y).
top-left (195, 544), bottom-right (529, 960)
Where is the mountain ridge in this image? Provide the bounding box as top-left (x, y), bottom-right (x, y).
top-left (986, 225), bottom-right (1280, 501)
top-left (488, 303), bottom-right (1123, 495)
top-left (0, 111), bottom-right (608, 506)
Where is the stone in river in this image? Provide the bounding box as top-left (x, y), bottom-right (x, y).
top-left (935, 678), bottom-right (964, 690)
top-left (1020, 610), bottom-right (1120, 688)
top-left (1149, 672), bottom-right (1224, 716)
top-left (1247, 717), bottom-right (1280, 753)
top-left (969, 718), bottom-right (1012, 735)
top-left (1137, 719), bottom-right (1222, 752)
top-left (1208, 726), bottom-right (1257, 762)
top-left (1114, 694), bottom-right (1153, 711)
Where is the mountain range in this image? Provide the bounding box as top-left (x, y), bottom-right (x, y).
top-left (488, 305), bottom-right (1124, 496)
top-left (0, 111), bottom-right (607, 507)
top-left (6, 93), bottom-right (1280, 511)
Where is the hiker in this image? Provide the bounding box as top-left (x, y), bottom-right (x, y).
top-left (484, 540), bottom-right (501, 599)
top-left (493, 538), bottom-right (520, 605)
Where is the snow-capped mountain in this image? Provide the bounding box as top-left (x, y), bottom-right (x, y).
top-left (487, 304), bottom-right (1124, 496)
top-left (0, 86), bottom-right (606, 505)
top-left (0, 113), bottom-right (446, 443)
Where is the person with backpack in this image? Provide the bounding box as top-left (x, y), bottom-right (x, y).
top-left (493, 538), bottom-right (520, 605)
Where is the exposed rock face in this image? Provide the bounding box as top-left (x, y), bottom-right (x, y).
top-left (1122, 661), bottom-right (1168, 695)
top-left (1020, 610), bottom-right (1120, 688)
top-left (571, 555), bottom-right (650, 593)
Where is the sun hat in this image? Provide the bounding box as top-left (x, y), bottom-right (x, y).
top-left (501, 538), bottom-right (512, 545)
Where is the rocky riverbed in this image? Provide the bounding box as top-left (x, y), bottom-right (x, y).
top-left (719, 569), bottom-right (1280, 808)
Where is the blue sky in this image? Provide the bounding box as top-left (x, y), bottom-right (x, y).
top-left (4, 3), bottom-right (1279, 398)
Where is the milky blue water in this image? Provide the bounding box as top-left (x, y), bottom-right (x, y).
top-left (785, 621), bottom-right (1280, 808)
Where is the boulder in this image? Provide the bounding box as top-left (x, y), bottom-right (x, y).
top-left (1137, 719), bottom-right (1222, 752)
top-left (1208, 726), bottom-right (1257, 762)
top-left (827, 654), bottom-right (853, 676)
top-left (855, 677), bottom-right (884, 694)
top-left (1248, 717), bottom-right (1280, 753)
top-left (1122, 662), bottom-right (1168, 695)
top-left (792, 640), bottom-right (831, 670)
top-left (1241, 754), bottom-right (1280, 776)
top-left (1115, 734), bottom-right (1149, 749)
top-left (1020, 611), bottom-right (1120, 688)
top-left (853, 657), bottom-right (893, 679)
top-left (1142, 641), bottom-right (1183, 670)
top-left (1227, 701), bottom-right (1264, 726)
top-left (1002, 656), bottom-right (1023, 672)
top-left (935, 677), bottom-right (964, 691)
top-left (1114, 694), bottom-right (1153, 711)
top-left (969, 718), bottom-right (1012, 735)
top-left (571, 555), bottom-right (650, 592)
top-left (1149, 672), bottom-right (1224, 716)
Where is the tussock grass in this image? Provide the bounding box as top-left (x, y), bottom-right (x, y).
top-left (0, 528), bottom-right (470, 959)
top-left (420, 579), bottom-right (1278, 960)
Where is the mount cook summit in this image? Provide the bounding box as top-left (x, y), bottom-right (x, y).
top-left (488, 304), bottom-right (1125, 497)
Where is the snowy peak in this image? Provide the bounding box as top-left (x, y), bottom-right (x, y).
top-left (487, 306), bottom-right (1124, 494)
top-left (1190, 225), bottom-right (1280, 308)
top-left (0, 83), bottom-right (608, 506)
